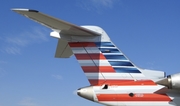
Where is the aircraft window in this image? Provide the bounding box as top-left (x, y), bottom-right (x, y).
top-left (129, 93), bottom-right (134, 97)
top-left (102, 84), bottom-right (108, 89)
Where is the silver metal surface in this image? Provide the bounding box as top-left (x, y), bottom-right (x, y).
top-left (170, 73), bottom-right (180, 89)
top-left (77, 86), bottom-right (94, 101)
top-left (156, 73), bottom-right (180, 90)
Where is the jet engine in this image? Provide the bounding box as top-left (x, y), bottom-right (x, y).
top-left (156, 73), bottom-right (180, 90)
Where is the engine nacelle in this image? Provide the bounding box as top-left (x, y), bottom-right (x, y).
top-left (167, 73), bottom-right (180, 89)
top-left (156, 73), bottom-right (180, 90)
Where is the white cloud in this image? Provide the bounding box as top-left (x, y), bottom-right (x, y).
top-left (0, 27), bottom-right (49, 55)
top-left (91, 0), bottom-right (114, 8)
top-left (18, 97), bottom-right (39, 106)
top-left (4, 46), bottom-right (21, 55)
top-left (52, 74), bottom-right (63, 80)
top-left (6, 37), bottom-right (29, 47)
top-left (77, 0), bottom-right (119, 13)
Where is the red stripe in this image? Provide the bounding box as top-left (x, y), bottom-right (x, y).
top-left (75, 54), bottom-right (106, 60)
top-left (97, 94), bottom-right (171, 101)
top-left (82, 66), bottom-right (115, 73)
top-left (89, 79), bottom-right (156, 86)
top-left (69, 42), bottom-right (96, 47)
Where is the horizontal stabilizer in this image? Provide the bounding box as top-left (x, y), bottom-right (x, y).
top-left (55, 39), bottom-right (73, 58)
top-left (12, 8), bottom-right (101, 36)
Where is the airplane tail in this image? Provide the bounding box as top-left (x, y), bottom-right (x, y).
top-left (68, 40), bottom-right (151, 85)
top-left (12, 9), bottom-right (165, 86)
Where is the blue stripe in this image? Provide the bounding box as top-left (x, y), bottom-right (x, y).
top-left (109, 61), bottom-right (133, 66)
top-left (114, 68), bottom-right (141, 73)
top-left (95, 42), bottom-right (115, 47)
top-left (99, 48), bottom-right (120, 53)
top-left (104, 55), bottom-right (127, 60)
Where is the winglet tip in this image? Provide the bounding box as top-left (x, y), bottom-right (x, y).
top-left (11, 8), bottom-right (39, 12)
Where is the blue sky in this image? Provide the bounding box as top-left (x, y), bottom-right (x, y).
top-left (0, 0), bottom-right (180, 106)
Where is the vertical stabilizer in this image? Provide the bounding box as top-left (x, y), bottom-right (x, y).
top-left (67, 26), bottom-right (152, 86)
top-left (12, 9), bottom-right (155, 86)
